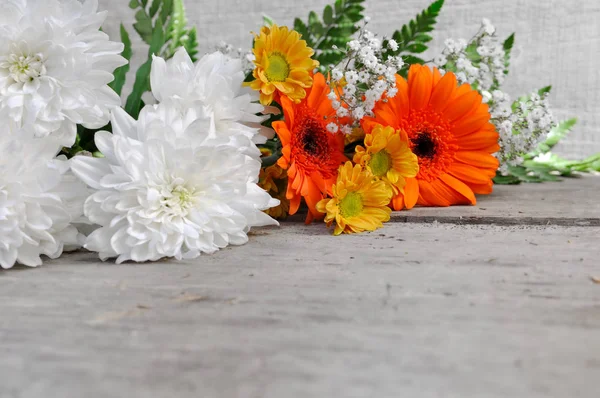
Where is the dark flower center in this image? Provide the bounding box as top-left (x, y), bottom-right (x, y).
top-left (298, 117), bottom-right (329, 159)
top-left (411, 132), bottom-right (436, 159)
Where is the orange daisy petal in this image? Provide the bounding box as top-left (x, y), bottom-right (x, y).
top-left (408, 65), bottom-right (433, 110)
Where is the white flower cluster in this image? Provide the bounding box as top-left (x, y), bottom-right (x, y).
top-left (0, 128), bottom-right (88, 269)
top-left (488, 90), bottom-right (556, 173)
top-left (434, 19), bottom-right (505, 92)
top-left (328, 26), bottom-right (404, 134)
top-left (0, 0), bottom-right (126, 149)
top-left (71, 48), bottom-right (279, 263)
top-left (1, 1), bottom-right (278, 267)
top-left (0, 0), bottom-right (124, 268)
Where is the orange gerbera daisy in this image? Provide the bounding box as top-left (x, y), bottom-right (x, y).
top-left (272, 72), bottom-right (347, 222)
top-left (363, 64), bottom-right (500, 210)
top-left (247, 24), bottom-right (319, 106)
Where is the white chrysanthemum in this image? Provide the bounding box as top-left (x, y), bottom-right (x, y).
top-left (0, 133), bottom-right (85, 269)
top-left (71, 108), bottom-right (279, 263)
top-left (0, 0), bottom-right (126, 146)
top-left (150, 48), bottom-right (272, 148)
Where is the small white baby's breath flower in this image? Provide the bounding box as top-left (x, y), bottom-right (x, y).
top-left (387, 39), bottom-right (398, 51)
top-left (348, 40), bottom-right (361, 51)
top-left (326, 122), bottom-right (339, 133)
top-left (352, 107), bottom-right (365, 120)
top-left (344, 70), bottom-right (359, 85)
top-left (341, 125), bottom-right (353, 135)
top-left (332, 68), bottom-right (344, 81)
top-left (336, 107), bottom-right (349, 117)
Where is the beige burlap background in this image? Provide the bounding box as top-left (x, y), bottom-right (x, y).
top-left (99, 0), bottom-right (600, 159)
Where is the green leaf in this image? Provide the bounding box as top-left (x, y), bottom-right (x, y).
top-left (129, 0), bottom-right (139, 9)
top-left (125, 18), bottom-right (165, 119)
top-left (397, 55), bottom-right (425, 77)
top-left (184, 26), bottom-right (199, 62)
top-left (133, 9), bottom-right (153, 44)
top-left (530, 118), bottom-right (578, 156)
top-left (166, 0), bottom-right (188, 56)
top-left (263, 14), bottom-right (275, 26)
top-left (323, 5), bottom-right (334, 25)
top-left (297, 0), bottom-right (366, 70)
top-left (385, 0), bottom-right (444, 61)
top-left (293, 18), bottom-right (311, 44)
top-left (108, 24), bottom-right (132, 96)
top-left (149, 0), bottom-right (161, 18)
top-left (406, 43), bottom-right (428, 53)
top-left (493, 174), bottom-right (522, 185)
top-left (538, 85), bottom-right (552, 97)
top-left (160, 0), bottom-right (174, 24)
top-left (502, 33), bottom-right (515, 75)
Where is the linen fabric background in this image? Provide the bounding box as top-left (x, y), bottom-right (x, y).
top-left (98, 0), bottom-right (600, 159)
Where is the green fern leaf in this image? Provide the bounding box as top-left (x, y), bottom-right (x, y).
top-left (184, 27), bottom-right (199, 62)
top-left (528, 118), bottom-right (578, 157)
top-left (166, 0), bottom-right (188, 56)
top-left (125, 18), bottom-right (166, 119)
top-left (502, 33), bottom-right (515, 75)
top-left (298, 0), bottom-right (366, 70)
top-left (384, 0), bottom-right (444, 73)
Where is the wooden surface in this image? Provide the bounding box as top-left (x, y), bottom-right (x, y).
top-left (1, 177), bottom-right (599, 398)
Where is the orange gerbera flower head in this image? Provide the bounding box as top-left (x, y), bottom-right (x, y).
top-left (317, 162), bottom-right (392, 235)
top-left (363, 64), bottom-right (500, 210)
top-left (353, 124), bottom-right (419, 196)
top-left (272, 72), bottom-right (348, 223)
top-left (246, 24), bottom-right (319, 106)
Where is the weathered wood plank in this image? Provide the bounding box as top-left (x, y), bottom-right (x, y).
top-left (1, 223), bottom-right (599, 398)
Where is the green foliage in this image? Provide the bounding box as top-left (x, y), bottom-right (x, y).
top-left (502, 33), bottom-right (514, 76)
top-left (262, 14), bottom-right (275, 27)
top-left (129, 0), bottom-right (198, 61)
top-left (529, 118), bottom-right (578, 157)
top-left (163, 0), bottom-right (199, 61)
top-left (122, 0), bottom-right (199, 119)
top-left (493, 118), bottom-right (594, 184)
top-left (125, 18), bottom-right (166, 119)
top-left (383, 0), bottom-right (445, 77)
top-left (108, 24), bottom-right (132, 96)
top-left (293, 0), bottom-right (365, 70)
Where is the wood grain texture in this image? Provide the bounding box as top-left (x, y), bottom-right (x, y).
top-left (1, 224), bottom-right (599, 397)
top-left (97, 0), bottom-right (600, 159)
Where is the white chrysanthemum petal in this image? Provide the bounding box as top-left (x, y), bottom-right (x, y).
top-left (0, 0), bottom-right (126, 147)
top-left (72, 106), bottom-right (279, 263)
top-left (0, 133), bottom-right (85, 269)
top-left (149, 48), bottom-right (269, 157)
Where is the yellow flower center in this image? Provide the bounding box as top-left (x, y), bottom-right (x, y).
top-left (339, 191), bottom-right (364, 218)
top-left (369, 150), bottom-right (392, 177)
top-left (265, 52), bottom-right (290, 82)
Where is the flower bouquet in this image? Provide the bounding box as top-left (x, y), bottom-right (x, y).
top-left (0, 0), bottom-right (596, 268)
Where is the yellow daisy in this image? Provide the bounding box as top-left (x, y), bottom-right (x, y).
top-left (354, 124), bottom-right (419, 195)
top-left (247, 24), bottom-right (319, 106)
top-left (259, 164), bottom-right (290, 219)
top-left (316, 162), bottom-right (393, 236)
